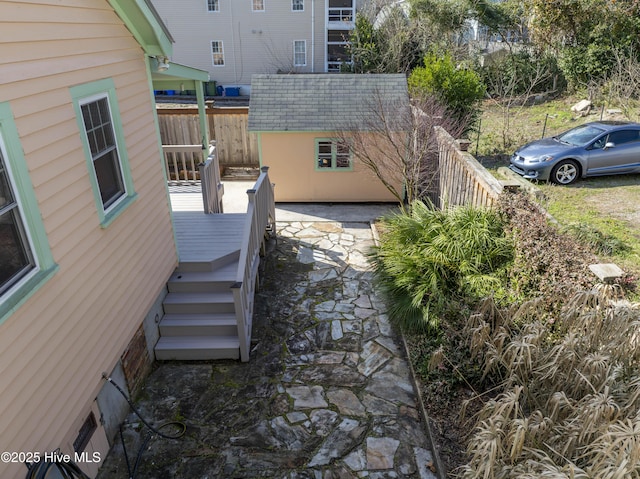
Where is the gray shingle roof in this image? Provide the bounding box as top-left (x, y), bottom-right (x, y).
top-left (248, 74), bottom-right (409, 132)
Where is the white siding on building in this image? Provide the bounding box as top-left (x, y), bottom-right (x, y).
top-left (151, 0), bottom-right (359, 87)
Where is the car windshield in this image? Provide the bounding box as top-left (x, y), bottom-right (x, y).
top-left (557, 124), bottom-right (605, 146)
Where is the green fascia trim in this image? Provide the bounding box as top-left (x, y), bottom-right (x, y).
top-left (108, 0), bottom-right (173, 57)
top-left (69, 78), bottom-right (137, 228)
top-left (0, 102), bottom-right (58, 325)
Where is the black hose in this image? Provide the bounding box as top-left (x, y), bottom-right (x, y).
top-left (24, 450), bottom-right (90, 479)
top-left (102, 373), bottom-right (186, 440)
top-left (102, 373), bottom-right (186, 479)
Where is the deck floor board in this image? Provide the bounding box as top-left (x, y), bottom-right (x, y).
top-left (170, 190), bottom-right (246, 264)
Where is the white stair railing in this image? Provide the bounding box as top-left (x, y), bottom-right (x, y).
top-left (199, 142), bottom-right (224, 213)
top-left (231, 167), bottom-right (275, 362)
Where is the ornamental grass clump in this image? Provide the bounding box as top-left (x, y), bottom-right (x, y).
top-left (371, 200), bottom-right (513, 332)
top-left (459, 290), bottom-right (640, 479)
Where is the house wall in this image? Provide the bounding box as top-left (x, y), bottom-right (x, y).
top-left (259, 131), bottom-right (400, 202)
top-left (0, 1), bottom-right (177, 478)
top-left (152, 0), bottom-right (327, 87)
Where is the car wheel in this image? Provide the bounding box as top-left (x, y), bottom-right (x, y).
top-left (550, 160), bottom-right (579, 185)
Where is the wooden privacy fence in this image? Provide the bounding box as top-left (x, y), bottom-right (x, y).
top-left (434, 126), bottom-right (509, 209)
top-left (157, 107), bottom-right (258, 170)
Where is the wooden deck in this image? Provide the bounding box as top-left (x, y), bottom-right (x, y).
top-left (170, 189), bottom-right (246, 264)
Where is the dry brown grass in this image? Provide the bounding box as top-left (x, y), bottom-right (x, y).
top-left (458, 287), bottom-right (640, 479)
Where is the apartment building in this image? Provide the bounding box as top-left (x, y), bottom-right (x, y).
top-left (150, 0), bottom-right (360, 92)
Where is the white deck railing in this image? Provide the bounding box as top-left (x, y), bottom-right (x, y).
top-left (232, 167), bottom-right (276, 362)
top-left (199, 142), bottom-right (224, 213)
top-left (162, 144), bottom-right (204, 183)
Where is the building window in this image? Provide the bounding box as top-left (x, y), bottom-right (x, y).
top-left (207, 0), bottom-right (219, 11)
top-left (316, 139), bottom-right (352, 170)
top-left (0, 144), bottom-right (35, 297)
top-left (211, 41), bottom-right (225, 66)
top-left (328, 0), bottom-right (354, 22)
top-left (80, 96), bottom-right (126, 211)
top-left (327, 30), bottom-right (351, 72)
top-left (294, 40), bottom-right (306, 66)
top-left (292, 0), bottom-right (304, 11)
top-left (252, 0), bottom-right (265, 11)
top-left (70, 79), bottom-right (136, 227)
top-left (0, 102), bottom-right (57, 322)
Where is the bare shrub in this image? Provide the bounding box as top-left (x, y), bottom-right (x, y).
top-left (336, 93), bottom-right (466, 206)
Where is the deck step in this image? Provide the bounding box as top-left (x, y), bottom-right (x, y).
top-left (155, 335), bottom-right (240, 361)
top-left (163, 292), bottom-right (235, 314)
top-left (176, 249), bottom-right (240, 273)
top-left (167, 262), bottom-right (237, 293)
top-left (159, 313), bottom-right (238, 336)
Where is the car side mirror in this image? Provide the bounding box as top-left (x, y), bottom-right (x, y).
top-left (604, 142), bottom-right (615, 149)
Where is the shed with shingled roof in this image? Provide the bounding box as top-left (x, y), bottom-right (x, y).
top-left (248, 73), bottom-right (409, 202)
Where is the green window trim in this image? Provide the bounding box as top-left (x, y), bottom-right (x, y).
top-left (314, 138), bottom-right (353, 171)
top-left (70, 78), bottom-right (137, 228)
top-left (0, 102), bottom-right (58, 324)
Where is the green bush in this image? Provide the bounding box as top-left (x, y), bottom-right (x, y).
top-left (371, 201), bottom-right (513, 332)
top-left (408, 52), bottom-right (485, 128)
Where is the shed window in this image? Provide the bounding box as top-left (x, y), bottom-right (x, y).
top-left (316, 139), bottom-right (352, 170)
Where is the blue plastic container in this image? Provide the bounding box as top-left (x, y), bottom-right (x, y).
top-left (225, 87), bottom-right (240, 97)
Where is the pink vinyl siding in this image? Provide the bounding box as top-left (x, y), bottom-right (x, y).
top-left (0, 1), bottom-right (177, 477)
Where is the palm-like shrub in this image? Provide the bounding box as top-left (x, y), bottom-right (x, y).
top-left (371, 201), bottom-right (513, 332)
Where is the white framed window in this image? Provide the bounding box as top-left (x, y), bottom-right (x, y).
top-left (292, 0), bottom-right (304, 11)
top-left (327, 29), bottom-right (351, 72)
top-left (315, 139), bottom-right (352, 170)
top-left (0, 141), bottom-right (36, 297)
top-left (0, 102), bottom-right (57, 322)
top-left (252, 0), bottom-right (265, 11)
top-left (328, 0), bottom-right (354, 22)
top-left (70, 78), bottom-right (136, 227)
top-left (294, 40), bottom-right (307, 66)
top-left (211, 41), bottom-right (225, 66)
top-left (80, 95), bottom-right (126, 211)
top-left (207, 0), bottom-right (220, 12)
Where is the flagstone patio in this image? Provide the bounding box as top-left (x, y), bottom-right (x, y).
top-left (96, 218), bottom-right (440, 478)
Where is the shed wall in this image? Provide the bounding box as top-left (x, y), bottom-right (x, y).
top-left (260, 131), bottom-right (400, 202)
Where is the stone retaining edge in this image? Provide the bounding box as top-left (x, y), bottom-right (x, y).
top-left (369, 221), bottom-right (448, 479)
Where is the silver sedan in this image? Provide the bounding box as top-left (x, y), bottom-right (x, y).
top-left (509, 121), bottom-right (640, 185)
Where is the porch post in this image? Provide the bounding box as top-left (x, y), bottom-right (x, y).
top-left (195, 80), bottom-right (210, 163)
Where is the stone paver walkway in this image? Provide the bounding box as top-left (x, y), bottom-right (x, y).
top-left (97, 220), bottom-right (438, 479)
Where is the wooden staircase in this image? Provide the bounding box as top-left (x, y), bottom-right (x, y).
top-left (154, 250), bottom-right (242, 360)
top-left (159, 165), bottom-right (276, 363)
